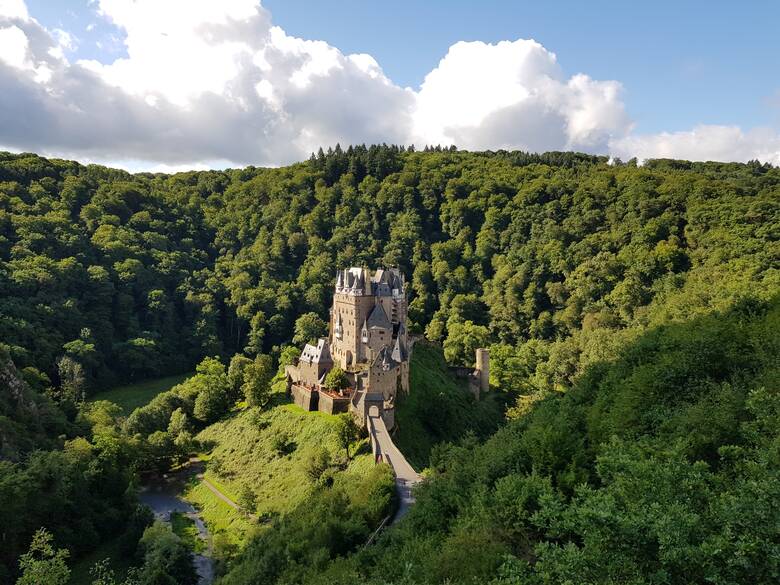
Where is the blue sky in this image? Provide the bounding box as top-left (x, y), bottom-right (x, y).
top-left (27, 0), bottom-right (780, 134)
top-left (2, 0), bottom-right (779, 169)
top-left (263, 0), bottom-right (780, 134)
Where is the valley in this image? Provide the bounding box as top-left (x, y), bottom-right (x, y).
top-left (1, 148), bottom-right (777, 585)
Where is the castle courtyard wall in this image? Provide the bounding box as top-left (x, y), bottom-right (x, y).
top-left (291, 384), bottom-right (318, 411)
top-left (317, 391), bottom-right (351, 415)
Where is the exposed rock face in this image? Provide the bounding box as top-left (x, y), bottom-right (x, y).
top-left (0, 349), bottom-right (52, 460)
top-left (1, 350), bottom-right (27, 404)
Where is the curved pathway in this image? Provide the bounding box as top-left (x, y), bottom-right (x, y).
top-left (194, 464), bottom-right (259, 521)
top-left (367, 409), bottom-right (422, 523)
top-left (201, 476), bottom-right (239, 508)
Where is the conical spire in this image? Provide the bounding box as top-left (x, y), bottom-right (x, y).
top-left (391, 335), bottom-right (406, 362)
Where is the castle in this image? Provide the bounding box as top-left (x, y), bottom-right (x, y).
top-left (285, 267), bottom-right (410, 429)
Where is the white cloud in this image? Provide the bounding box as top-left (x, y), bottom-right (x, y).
top-left (0, 25), bottom-right (29, 68)
top-left (0, 0), bottom-right (777, 169)
top-left (79, 0), bottom-right (265, 106)
top-left (0, 23), bottom-right (53, 82)
top-left (0, 0), bottom-right (413, 166)
top-left (0, 0), bottom-right (27, 20)
top-left (47, 28), bottom-right (77, 61)
top-left (118, 158), bottom-right (234, 174)
top-left (51, 28), bottom-right (77, 51)
top-left (611, 125), bottom-right (780, 165)
top-left (412, 39), bottom-right (631, 151)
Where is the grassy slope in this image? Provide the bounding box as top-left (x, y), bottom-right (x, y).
top-left (171, 512), bottom-right (206, 554)
top-left (186, 381), bottom-right (378, 550)
top-left (89, 373), bottom-right (191, 413)
top-left (210, 347), bottom-right (504, 584)
top-left (185, 477), bottom-right (254, 551)
top-left (395, 342), bottom-right (505, 469)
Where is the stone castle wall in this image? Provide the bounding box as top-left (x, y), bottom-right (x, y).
top-left (291, 384), bottom-right (318, 411)
top-left (317, 391), bottom-right (351, 415)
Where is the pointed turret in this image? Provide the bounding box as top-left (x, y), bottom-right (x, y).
top-left (391, 335), bottom-right (407, 362)
top-left (373, 345), bottom-right (399, 372)
top-left (360, 268), bottom-right (367, 289)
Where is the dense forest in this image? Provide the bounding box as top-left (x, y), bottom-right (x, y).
top-left (1, 147), bottom-right (776, 387)
top-left (0, 146), bottom-right (777, 584)
top-left (246, 296), bottom-right (778, 585)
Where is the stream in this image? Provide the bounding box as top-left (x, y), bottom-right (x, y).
top-left (139, 464), bottom-right (215, 585)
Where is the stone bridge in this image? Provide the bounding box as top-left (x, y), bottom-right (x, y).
top-left (367, 405), bottom-right (421, 522)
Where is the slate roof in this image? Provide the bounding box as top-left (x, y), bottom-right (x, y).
top-left (340, 267), bottom-right (367, 292)
top-left (391, 335), bottom-right (407, 362)
top-left (336, 267), bottom-right (404, 296)
top-left (370, 267), bottom-right (404, 296)
top-left (366, 304), bottom-right (392, 330)
top-left (373, 345), bottom-right (399, 371)
top-left (300, 338), bottom-right (332, 364)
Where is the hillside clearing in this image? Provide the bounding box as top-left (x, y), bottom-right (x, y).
top-left (89, 373), bottom-right (192, 413)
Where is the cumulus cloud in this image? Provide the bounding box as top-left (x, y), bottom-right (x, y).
top-left (0, 0), bottom-right (413, 167)
top-left (0, 0), bottom-right (777, 169)
top-left (610, 125), bottom-right (780, 165)
top-left (0, 24), bottom-right (30, 69)
top-left (412, 39), bottom-right (630, 152)
top-left (0, 0), bottom-right (28, 20)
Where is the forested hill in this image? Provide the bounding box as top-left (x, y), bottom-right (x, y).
top-left (1, 147), bottom-right (776, 397)
top-left (0, 146), bottom-right (778, 584)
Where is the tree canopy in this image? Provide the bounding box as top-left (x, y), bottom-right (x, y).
top-left (0, 147), bottom-right (777, 584)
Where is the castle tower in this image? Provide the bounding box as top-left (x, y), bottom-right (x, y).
top-left (330, 267), bottom-right (375, 369)
top-left (290, 266), bottom-right (409, 429)
top-left (475, 348), bottom-right (489, 394)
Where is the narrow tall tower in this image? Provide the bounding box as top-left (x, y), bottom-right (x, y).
top-left (475, 348), bottom-right (489, 394)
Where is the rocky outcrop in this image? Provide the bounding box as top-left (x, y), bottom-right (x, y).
top-left (1, 349), bottom-right (29, 405)
top-left (0, 349), bottom-right (58, 460)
